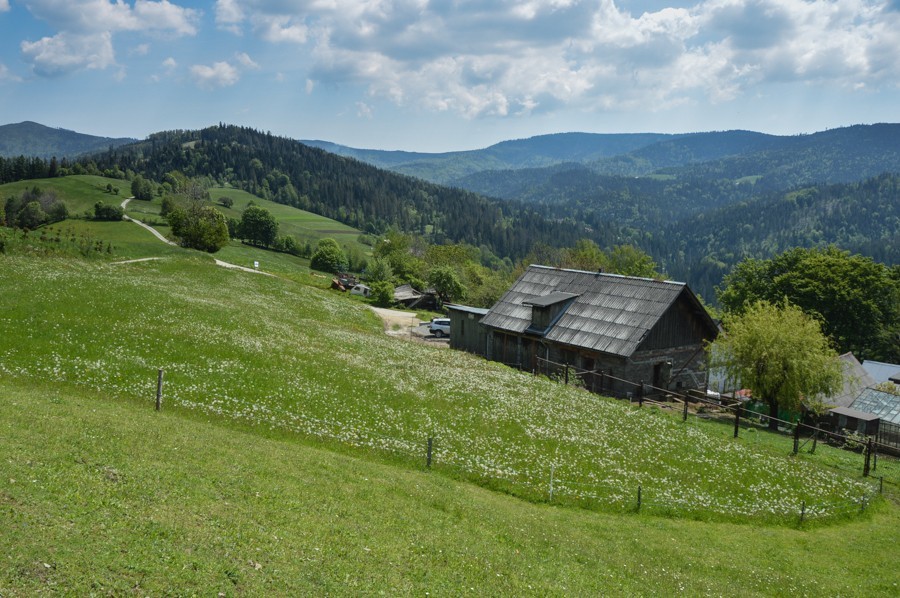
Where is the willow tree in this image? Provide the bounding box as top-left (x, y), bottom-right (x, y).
top-left (709, 300), bottom-right (842, 429)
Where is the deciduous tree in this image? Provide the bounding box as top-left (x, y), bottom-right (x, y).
top-left (167, 204), bottom-right (229, 253)
top-left (310, 238), bottom-right (348, 273)
top-left (238, 205), bottom-right (278, 247)
top-left (718, 247), bottom-right (900, 361)
top-left (709, 300), bottom-right (843, 429)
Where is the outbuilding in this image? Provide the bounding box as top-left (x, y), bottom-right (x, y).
top-left (446, 304), bottom-right (489, 354)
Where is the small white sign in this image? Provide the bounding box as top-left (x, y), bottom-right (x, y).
top-left (253, 261), bottom-right (259, 269)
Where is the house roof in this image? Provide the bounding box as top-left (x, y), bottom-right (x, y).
top-left (446, 304), bottom-right (490, 316)
top-left (523, 292), bottom-right (579, 307)
top-left (824, 353), bottom-right (877, 409)
top-left (393, 284), bottom-right (422, 301)
top-left (829, 406), bottom-right (881, 422)
top-left (849, 388), bottom-right (900, 425)
top-left (479, 265), bottom-right (716, 358)
top-left (861, 360), bottom-right (900, 384)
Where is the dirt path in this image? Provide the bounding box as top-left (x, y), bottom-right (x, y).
top-left (119, 197), bottom-right (272, 276)
top-left (120, 198), bottom-right (177, 246)
top-left (368, 307), bottom-right (448, 344)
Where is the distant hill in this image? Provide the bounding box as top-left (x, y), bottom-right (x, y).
top-left (303, 132), bottom-right (674, 184)
top-left (88, 125), bottom-right (604, 260)
top-left (309, 125), bottom-right (900, 196)
top-left (0, 121), bottom-right (136, 159)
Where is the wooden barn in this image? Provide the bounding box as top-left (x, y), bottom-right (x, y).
top-left (446, 304), bottom-right (489, 354)
top-left (477, 265), bottom-right (719, 396)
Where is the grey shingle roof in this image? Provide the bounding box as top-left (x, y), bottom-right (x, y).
top-left (480, 265), bottom-right (713, 358)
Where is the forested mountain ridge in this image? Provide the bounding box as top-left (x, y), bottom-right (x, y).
top-left (0, 121), bottom-right (135, 159)
top-left (655, 173), bottom-right (900, 302)
top-left (448, 124), bottom-right (900, 236)
top-left (311, 124), bottom-right (900, 200)
top-left (88, 125), bottom-right (610, 260)
top-left (303, 132), bottom-right (674, 184)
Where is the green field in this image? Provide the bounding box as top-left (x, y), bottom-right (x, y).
top-left (2, 176), bottom-right (899, 593)
top-left (2, 175), bottom-right (370, 276)
top-left (207, 187), bottom-right (369, 253)
top-left (0, 175), bottom-right (128, 216)
top-left (0, 253), bottom-right (883, 524)
top-left (2, 377), bottom-right (898, 595)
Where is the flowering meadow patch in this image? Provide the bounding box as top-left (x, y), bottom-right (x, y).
top-left (0, 255), bottom-right (875, 523)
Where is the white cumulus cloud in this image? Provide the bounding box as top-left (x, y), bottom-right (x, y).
top-left (19, 0), bottom-right (200, 76)
top-left (21, 32), bottom-right (116, 77)
top-left (190, 61), bottom-right (240, 89)
top-left (216, 0), bottom-right (900, 119)
top-left (190, 53), bottom-right (259, 89)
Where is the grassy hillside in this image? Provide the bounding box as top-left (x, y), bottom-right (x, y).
top-left (0, 175), bottom-right (127, 216)
top-left (3, 377), bottom-right (898, 595)
top-left (0, 251), bottom-right (880, 524)
top-left (1, 176), bottom-right (370, 279)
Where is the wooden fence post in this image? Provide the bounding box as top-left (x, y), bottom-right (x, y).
top-left (682, 398), bottom-right (689, 422)
top-left (799, 500), bottom-right (806, 525)
top-left (733, 404), bottom-right (742, 438)
top-left (426, 437), bottom-right (433, 468)
top-left (637, 380), bottom-right (644, 407)
top-left (155, 368), bottom-right (164, 411)
top-left (637, 485), bottom-right (642, 511)
top-left (863, 438), bottom-right (872, 477)
top-left (793, 420), bottom-right (801, 455)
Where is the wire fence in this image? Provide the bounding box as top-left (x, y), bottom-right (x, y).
top-left (152, 365), bottom-right (887, 526)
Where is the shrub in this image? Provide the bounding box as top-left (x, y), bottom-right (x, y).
top-left (310, 238), bottom-right (348, 273)
top-left (160, 196), bottom-right (177, 217)
top-left (370, 281), bottom-right (395, 307)
top-left (167, 204), bottom-right (230, 253)
top-left (94, 202), bottom-right (124, 221)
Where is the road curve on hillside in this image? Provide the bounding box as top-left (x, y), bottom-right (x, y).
top-left (119, 197), bottom-right (272, 276)
top-left (120, 197), bottom-right (177, 246)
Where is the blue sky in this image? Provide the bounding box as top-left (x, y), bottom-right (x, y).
top-left (1, 0), bottom-right (899, 151)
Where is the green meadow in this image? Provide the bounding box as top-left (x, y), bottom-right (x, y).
top-left (3, 377), bottom-right (898, 595)
top-left (1, 177), bottom-right (899, 594)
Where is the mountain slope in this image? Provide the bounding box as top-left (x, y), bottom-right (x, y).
top-left (0, 121), bottom-right (136, 158)
top-left (88, 125), bottom-right (603, 259)
top-left (304, 132), bottom-right (674, 184)
top-left (655, 172), bottom-right (900, 302)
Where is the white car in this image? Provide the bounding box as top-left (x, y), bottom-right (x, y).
top-left (429, 317), bottom-right (450, 337)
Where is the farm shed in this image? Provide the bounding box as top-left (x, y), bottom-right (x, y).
top-left (861, 360), bottom-right (900, 385)
top-left (478, 265), bottom-right (719, 396)
top-left (829, 406), bottom-right (881, 436)
top-left (393, 284), bottom-right (438, 310)
top-left (446, 304), bottom-right (489, 354)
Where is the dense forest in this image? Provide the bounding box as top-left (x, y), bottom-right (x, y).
top-left (87, 125), bottom-right (621, 261)
top-left (656, 174), bottom-right (900, 301)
